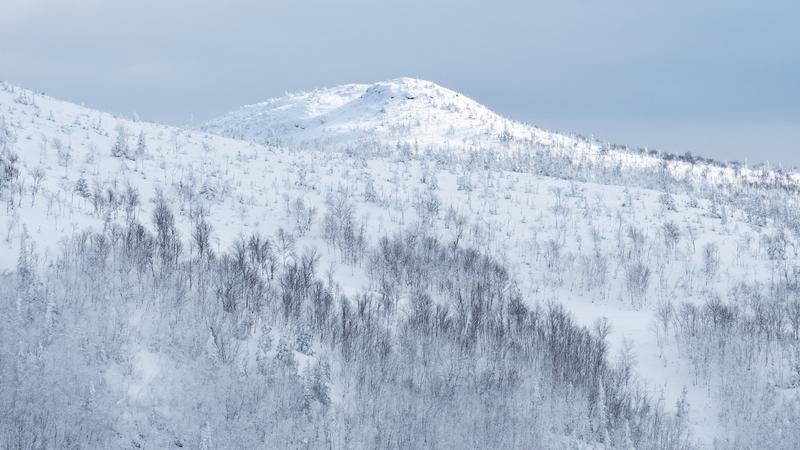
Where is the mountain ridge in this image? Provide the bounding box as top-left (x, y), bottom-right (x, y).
top-left (200, 77), bottom-right (799, 191)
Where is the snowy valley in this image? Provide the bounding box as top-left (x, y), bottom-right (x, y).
top-left (2, 78), bottom-right (799, 449)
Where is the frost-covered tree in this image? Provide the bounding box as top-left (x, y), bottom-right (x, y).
top-left (702, 242), bottom-right (720, 283)
top-left (152, 190), bottom-right (182, 271)
top-left (662, 221), bottom-right (681, 255)
top-left (0, 147), bottom-right (20, 196)
top-left (135, 130), bottom-right (147, 158)
top-left (74, 176), bottom-right (90, 201)
top-left (192, 210), bottom-right (213, 259)
top-left (0, 114), bottom-right (15, 152)
top-left (111, 125), bottom-right (129, 158)
top-left (29, 167), bottom-right (45, 206)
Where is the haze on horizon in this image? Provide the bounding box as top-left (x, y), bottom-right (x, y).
top-left (1, 0), bottom-right (797, 166)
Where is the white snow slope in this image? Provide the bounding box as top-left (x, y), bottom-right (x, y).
top-left (201, 77), bottom-right (563, 149)
top-left (203, 77), bottom-right (799, 189)
top-left (2, 79), bottom-right (799, 448)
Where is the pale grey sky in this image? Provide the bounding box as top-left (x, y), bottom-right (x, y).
top-left (1, 0), bottom-right (797, 166)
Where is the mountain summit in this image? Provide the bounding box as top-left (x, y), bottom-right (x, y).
top-left (201, 78), bottom-right (558, 148)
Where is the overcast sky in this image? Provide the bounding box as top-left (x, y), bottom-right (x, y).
top-left (1, 0), bottom-right (798, 166)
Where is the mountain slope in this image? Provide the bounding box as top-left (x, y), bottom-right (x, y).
top-left (201, 77), bottom-right (565, 149)
top-left (2, 80), bottom-right (800, 449)
top-left (202, 78), bottom-right (800, 192)
top-left (0, 81), bottom-right (274, 270)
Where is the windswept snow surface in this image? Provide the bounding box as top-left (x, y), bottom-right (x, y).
top-left (2, 79), bottom-right (799, 448)
top-left (202, 77), bottom-right (560, 149)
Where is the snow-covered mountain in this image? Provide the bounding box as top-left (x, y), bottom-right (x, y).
top-left (203, 78), bottom-right (800, 190)
top-left (202, 77), bottom-right (565, 149)
top-left (3, 79), bottom-right (800, 449)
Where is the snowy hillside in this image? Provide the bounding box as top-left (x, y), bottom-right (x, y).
top-left (0, 81), bottom-right (275, 270)
top-left (203, 77), bottom-right (800, 190)
top-left (2, 80), bottom-right (800, 449)
top-left (201, 77), bottom-right (564, 149)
